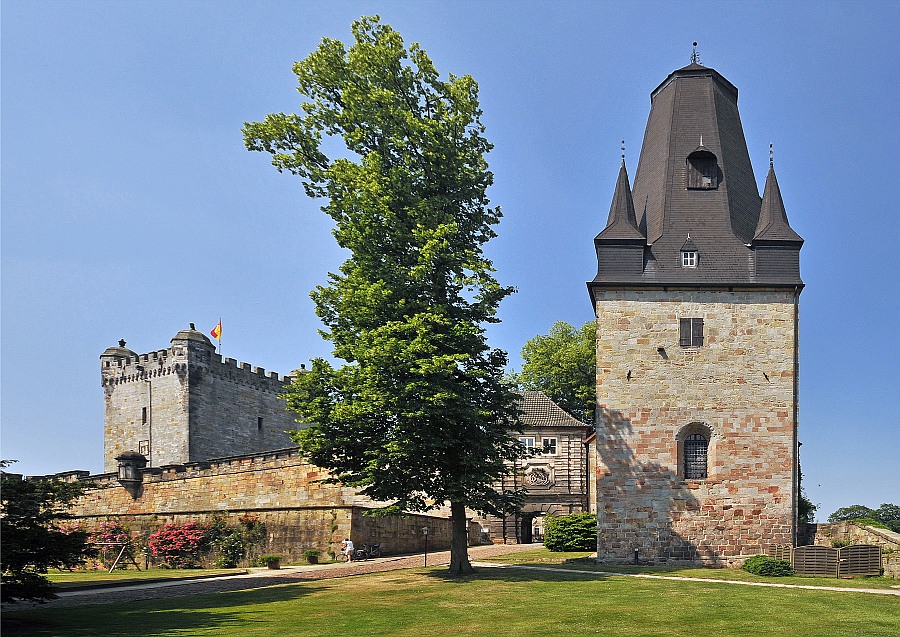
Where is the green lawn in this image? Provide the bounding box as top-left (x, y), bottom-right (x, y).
top-left (47, 568), bottom-right (240, 588)
top-left (484, 548), bottom-right (900, 590)
top-left (4, 564), bottom-right (898, 637)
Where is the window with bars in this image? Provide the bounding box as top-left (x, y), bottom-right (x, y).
top-left (679, 318), bottom-right (704, 346)
top-left (684, 433), bottom-right (708, 479)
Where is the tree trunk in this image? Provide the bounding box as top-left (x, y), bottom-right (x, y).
top-left (447, 500), bottom-right (474, 575)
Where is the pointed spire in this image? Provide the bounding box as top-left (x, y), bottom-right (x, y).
top-left (754, 163), bottom-right (803, 242)
top-left (596, 160), bottom-right (645, 241)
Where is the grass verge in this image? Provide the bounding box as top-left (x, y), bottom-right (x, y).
top-left (482, 548), bottom-right (900, 590)
top-left (47, 568), bottom-right (240, 588)
top-left (3, 563), bottom-right (898, 637)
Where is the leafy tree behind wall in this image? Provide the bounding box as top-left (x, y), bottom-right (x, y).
top-left (514, 321), bottom-right (596, 425)
top-left (828, 503), bottom-right (900, 532)
top-left (243, 16), bottom-right (524, 575)
top-left (1, 462), bottom-right (92, 602)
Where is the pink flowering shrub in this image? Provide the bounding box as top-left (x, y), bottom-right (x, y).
top-left (148, 522), bottom-right (209, 568)
top-left (88, 521), bottom-right (133, 569)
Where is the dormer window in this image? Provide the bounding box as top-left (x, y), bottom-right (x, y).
top-left (686, 146), bottom-right (719, 190)
top-left (680, 235), bottom-right (699, 268)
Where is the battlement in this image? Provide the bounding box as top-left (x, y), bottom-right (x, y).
top-left (101, 325), bottom-right (301, 470)
top-left (214, 356), bottom-right (294, 385)
top-left (47, 446), bottom-right (308, 488)
top-left (101, 328), bottom-right (295, 388)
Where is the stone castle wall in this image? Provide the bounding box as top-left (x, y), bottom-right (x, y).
top-left (187, 351), bottom-right (298, 463)
top-left (594, 288), bottom-right (799, 564)
top-left (66, 448), bottom-right (471, 561)
top-left (101, 333), bottom-right (296, 471)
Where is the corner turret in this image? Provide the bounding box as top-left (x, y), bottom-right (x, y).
top-left (594, 160), bottom-right (646, 279)
top-left (171, 323), bottom-right (215, 348)
top-left (100, 339), bottom-right (139, 383)
top-left (751, 163), bottom-right (803, 283)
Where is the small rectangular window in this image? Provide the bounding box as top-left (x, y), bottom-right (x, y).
top-left (257, 417), bottom-right (263, 431)
top-left (679, 318), bottom-right (704, 346)
top-left (682, 251), bottom-right (697, 267)
top-left (138, 440), bottom-right (150, 456)
top-left (542, 438), bottom-right (558, 455)
top-left (519, 437), bottom-right (535, 451)
top-left (141, 407), bottom-right (148, 424)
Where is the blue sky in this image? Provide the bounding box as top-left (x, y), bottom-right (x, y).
top-left (2, 0), bottom-right (897, 520)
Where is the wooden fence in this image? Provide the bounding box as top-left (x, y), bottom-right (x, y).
top-left (787, 544), bottom-right (882, 577)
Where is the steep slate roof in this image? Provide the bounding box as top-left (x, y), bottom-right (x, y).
top-left (517, 391), bottom-right (588, 429)
top-left (755, 164), bottom-right (803, 242)
top-left (595, 161), bottom-right (644, 241)
top-left (589, 62), bottom-right (803, 292)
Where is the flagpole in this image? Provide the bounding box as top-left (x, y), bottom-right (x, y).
top-left (218, 317), bottom-right (222, 356)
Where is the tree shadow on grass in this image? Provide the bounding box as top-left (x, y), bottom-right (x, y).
top-left (423, 562), bottom-right (614, 585)
top-left (1, 582), bottom-right (322, 637)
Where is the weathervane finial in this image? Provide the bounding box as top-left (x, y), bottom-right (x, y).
top-left (691, 41), bottom-right (701, 65)
top-left (769, 143), bottom-right (774, 167)
top-left (621, 139), bottom-right (625, 163)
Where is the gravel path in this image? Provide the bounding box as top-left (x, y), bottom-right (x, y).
top-left (11, 544), bottom-right (538, 610)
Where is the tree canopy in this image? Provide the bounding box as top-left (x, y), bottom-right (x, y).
top-left (243, 16), bottom-right (523, 575)
top-left (1, 462), bottom-right (92, 602)
top-left (827, 503), bottom-right (900, 532)
top-left (514, 321), bottom-right (596, 424)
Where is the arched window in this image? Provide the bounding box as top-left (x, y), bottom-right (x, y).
top-left (684, 433), bottom-right (708, 479)
top-left (686, 147), bottom-right (719, 190)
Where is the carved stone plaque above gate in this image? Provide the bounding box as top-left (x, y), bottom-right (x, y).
top-left (525, 464), bottom-right (554, 489)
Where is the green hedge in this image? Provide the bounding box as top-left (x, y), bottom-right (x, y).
top-left (543, 513), bottom-right (597, 551)
top-left (742, 555), bottom-right (794, 577)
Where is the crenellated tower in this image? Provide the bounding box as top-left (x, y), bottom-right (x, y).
top-left (589, 62), bottom-right (803, 564)
top-left (101, 324), bottom-right (298, 472)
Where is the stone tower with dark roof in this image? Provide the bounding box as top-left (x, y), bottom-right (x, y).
top-left (589, 62), bottom-right (803, 564)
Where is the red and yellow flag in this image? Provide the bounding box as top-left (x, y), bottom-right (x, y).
top-left (210, 321), bottom-right (222, 340)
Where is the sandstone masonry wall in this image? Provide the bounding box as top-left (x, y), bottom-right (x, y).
top-left (594, 289), bottom-right (799, 565)
top-left (67, 449), bottom-right (468, 561)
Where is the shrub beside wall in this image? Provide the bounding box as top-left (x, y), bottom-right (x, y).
top-left (742, 555), bottom-right (794, 577)
top-left (544, 513), bottom-right (597, 552)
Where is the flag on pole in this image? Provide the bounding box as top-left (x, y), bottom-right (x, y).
top-left (210, 320), bottom-right (222, 340)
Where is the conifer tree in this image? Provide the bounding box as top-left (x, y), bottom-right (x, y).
top-left (244, 16), bottom-right (523, 575)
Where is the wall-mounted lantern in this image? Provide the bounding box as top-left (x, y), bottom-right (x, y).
top-left (115, 451), bottom-right (147, 498)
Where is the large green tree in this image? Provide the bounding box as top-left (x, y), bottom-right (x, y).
top-left (515, 321), bottom-right (596, 424)
top-left (1, 462), bottom-right (92, 602)
top-left (243, 16), bottom-right (523, 575)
